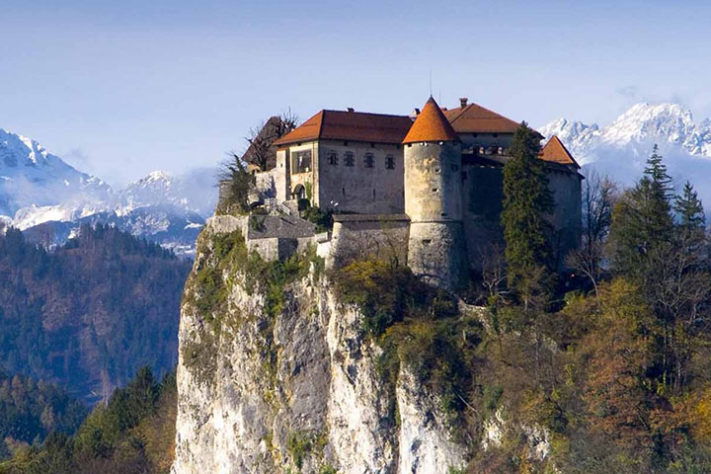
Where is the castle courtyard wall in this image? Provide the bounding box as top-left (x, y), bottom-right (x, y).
top-left (327, 214), bottom-right (410, 269)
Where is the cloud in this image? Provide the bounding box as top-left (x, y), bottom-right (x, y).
top-left (64, 148), bottom-right (91, 167)
top-left (616, 85), bottom-right (638, 99)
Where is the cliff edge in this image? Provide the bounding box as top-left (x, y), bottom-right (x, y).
top-left (171, 216), bottom-right (474, 473)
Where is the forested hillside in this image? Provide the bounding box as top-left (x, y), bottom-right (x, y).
top-left (0, 225), bottom-right (191, 404)
top-left (0, 368), bottom-right (176, 474)
top-left (0, 371), bottom-right (87, 460)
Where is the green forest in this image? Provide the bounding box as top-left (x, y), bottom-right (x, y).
top-left (0, 368), bottom-right (176, 474)
top-left (0, 224), bottom-right (191, 404)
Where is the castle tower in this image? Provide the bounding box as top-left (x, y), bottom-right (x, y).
top-left (403, 97), bottom-right (468, 290)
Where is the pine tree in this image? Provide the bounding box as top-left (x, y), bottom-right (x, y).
top-left (644, 144), bottom-right (673, 194)
top-left (609, 145), bottom-right (674, 280)
top-left (675, 181), bottom-right (706, 251)
top-left (501, 122), bottom-right (554, 309)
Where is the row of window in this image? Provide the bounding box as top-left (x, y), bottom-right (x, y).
top-left (472, 145), bottom-right (507, 155)
top-left (327, 151), bottom-right (396, 169)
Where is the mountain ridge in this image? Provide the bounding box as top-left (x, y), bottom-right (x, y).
top-left (540, 102), bottom-right (711, 206)
top-left (0, 127), bottom-right (219, 256)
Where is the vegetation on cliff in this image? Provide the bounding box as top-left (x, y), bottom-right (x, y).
top-left (180, 227), bottom-right (323, 388)
top-left (329, 140), bottom-right (711, 472)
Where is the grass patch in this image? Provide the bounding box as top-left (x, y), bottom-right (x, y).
top-left (286, 430), bottom-right (328, 469)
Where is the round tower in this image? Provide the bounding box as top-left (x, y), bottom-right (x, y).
top-left (403, 97), bottom-right (468, 290)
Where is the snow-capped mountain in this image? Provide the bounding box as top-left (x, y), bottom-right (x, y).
top-left (0, 129), bottom-right (112, 223)
top-left (540, 103), bottom-right (711, 205)
top-left (0, 127), bottom-right (218, 256)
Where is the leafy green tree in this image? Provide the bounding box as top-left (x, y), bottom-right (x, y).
top-left (501, 122), bottom-right (554, 310)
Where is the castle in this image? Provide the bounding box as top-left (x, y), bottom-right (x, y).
top-left (217, 97), bottom-right (582, 289)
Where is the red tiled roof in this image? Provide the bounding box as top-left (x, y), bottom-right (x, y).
top-left (402, 97), bottom-right (459, 144)
top-left (443, 102), bottom-right (521, 134)
top-left (273, 110), bottom-right (413, 146)
top-left (539, 135), bottom-right (580, 168)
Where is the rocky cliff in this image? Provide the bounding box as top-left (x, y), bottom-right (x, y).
top-left (171, 217), bottom-right (472, 474)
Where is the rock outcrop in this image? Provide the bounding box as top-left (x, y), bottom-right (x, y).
top-left (172, 217), bottom-right (468, 474)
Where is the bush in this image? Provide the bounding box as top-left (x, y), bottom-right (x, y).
top-left (301, 205), bottom-right (333, 233)
top-left (333, 257), bottom-right (483, 434)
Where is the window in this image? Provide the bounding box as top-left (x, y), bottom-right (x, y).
top-left (386, 155), bottom-right (395, 169)
top-left (364, 153), bottom-right (374, 168)
top-left (344, 151), bottom-right (355, 167)
top-left (291, 149), bottom-right (312, 174)
top-left (327, 151), bottom-right (338, 165)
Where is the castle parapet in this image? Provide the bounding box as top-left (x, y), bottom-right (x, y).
top-left (327, 214), bottom-right (410, 269)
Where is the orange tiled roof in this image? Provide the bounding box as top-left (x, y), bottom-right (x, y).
top-left (539, 135), bottom-right (580, 168)
top-left (402, 97), bottom-right (459, 144)
top-left (443, 102), bottom-right (520, 134)
top-left (273, 110), bottom-right (412, 147)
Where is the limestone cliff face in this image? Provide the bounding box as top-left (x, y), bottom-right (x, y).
top-left (171, 218), bottom-right (468, 474)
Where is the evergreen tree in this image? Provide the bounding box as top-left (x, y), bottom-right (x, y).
top-left (609, 145), bottom-right (674, 280)
top-left (675, 181), bottom-right (706, 252)
top-left (644, 144), bottom-right (673, 197)
top-left (501, 122), bottom-right (554, 309)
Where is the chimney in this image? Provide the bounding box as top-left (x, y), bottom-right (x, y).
top-left (347, 107), bottom-right (354, 112)
top-left (459, 97), bottom-right (468, 108)
top-left (412, 108), bottom-right (421, 116)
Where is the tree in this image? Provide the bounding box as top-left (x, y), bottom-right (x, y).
top-left (567, 173), bottom-right (616, 295)
top-left (675, 181), bottom-right (706, 254)
top-left (501, 122), bottom-right (555, 310)
top-left (243, 112), bottom-right (298, 172)
top-left (221, 154), bottom-right (256, 214)
top-left (582, 279), bottom-right (661, 456)
top-left (608, 145), bottom-right (674, 282)
top-left (645, 144), bottom-right (673, 197)
top-left (609, 149), bottom-right (711, 393)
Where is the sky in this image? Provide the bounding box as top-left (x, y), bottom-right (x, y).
top-left (1, 0), bottom-right (711, 186)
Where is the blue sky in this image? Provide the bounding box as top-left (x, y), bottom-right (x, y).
top-left (1, 0), bottom-right (710, 185)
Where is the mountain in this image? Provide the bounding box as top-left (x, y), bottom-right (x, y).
top-left (539, 103), bottom-right (711, 204)
top-left (0, 129), bottom-right (111, 224)
top-left (0, 226), bottom-right (191, 404)
top-left (0, 127), bottom-right (219, 256)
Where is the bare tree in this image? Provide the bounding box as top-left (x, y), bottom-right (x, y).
top-left (566, 172), bottom-right (616, 295)
top-left (479, 242), bottom-right (507, 301)
top-left (243, 111), bottom-right (298, 172)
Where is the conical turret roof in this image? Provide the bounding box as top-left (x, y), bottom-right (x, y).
top-left (539, 135), bottom-right (580, 168)
top-left (402, 97), bottom-right (459, 144)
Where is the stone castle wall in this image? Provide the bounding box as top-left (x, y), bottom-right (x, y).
top-left (327, 214), bottom-right (410, 269)
top-left (315, 140), bottom-right (404, 214)
top-left (404, 142), bottom-right (463, 222)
